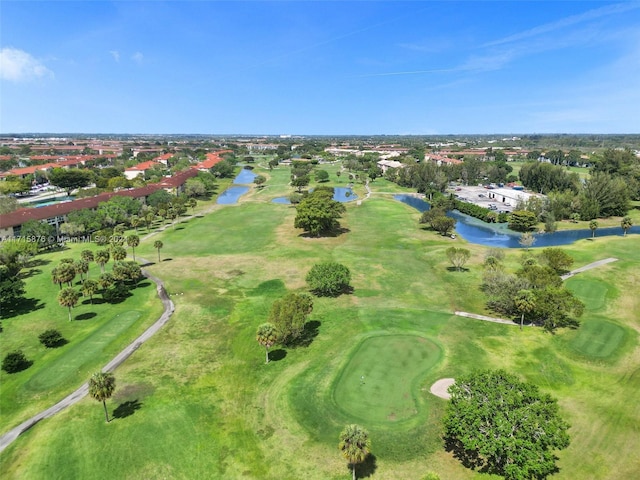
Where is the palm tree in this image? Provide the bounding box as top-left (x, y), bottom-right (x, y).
top-left (339, 424), bottom-right (371, 480)
top-left (154, 240), bottom-right (164, 263)
top-left (81, 250), bottom-right (94, 278)
top-left (256, 323), bottom-right (278, 364)
top-left (145, 212), bottom-right (156, 231)
top-left (74, 259), bottom-right (89, 282)
top-left (186, 197), bottom-right (197, 213)
top-left (51, 267), bottom-right (63, 290)
top-left (130, 215), bottom-right (142, 233)
top-left (82, 279), bottom-right (99, 304)
top-left (126, 234), bottom-right (140, 262)
top-left (514, 289), bottom-right (536, 330)
top-left (589, 220), bottom-right (599, 238)
top-left (95, 249), bottom-right (110, 273)
top-left (88, 371), bottom-right (116, 423)
top-left (57, 262), bottom-right (76, 287)
top-left (111, 246), bottom-right (127, 263)
top-left (621, 216), bottom-right (633, 237)
top-left (58, 287), bottom-right (80, 321)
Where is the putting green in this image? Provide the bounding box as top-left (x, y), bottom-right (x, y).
top-left (332, 334), bottom-right (441, 424)
top-left (570, 318), bottom-right (627, 359)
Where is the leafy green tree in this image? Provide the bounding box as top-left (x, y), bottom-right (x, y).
top-left (184, 178), bottom-right (207, 198)
top-left (621, 216), bottom-right (633, 236)
top-left (48, 167), bottom-right (93, 195)
top-left (0, 194), bottom-right (20, 214)
top-left (514, 289), bottom-right (535, 330)
top-left (39, 329), bottom-right (66, 348)
top-left (508, 210), bottom-right (538, 232)
top-left (291, 174), bottom-right (310, 192)
top-left (446, 247), bottom-right (471, 271)
top-left (254, 175), bottom-right (267, 188)
top-left (268, 292), bottom-right (314, 345)
top-left (0, 265), bottom-right (26, 309)
top-left (338, 424), bottom-right (371, 480)
top-left (431, 216), bottom-right (456, 236)
top-left (256, 323), bottom-right (278, 364)
top-left (126, 234), bottom-right (140, 261)
top-left (2, 350), bottom-right (31, 373)
top-left (88, 371), bottom-right (116, 422)
top-left (154, 240), bottom-right (164, 263)
top-left (306, 262), bottom-right (352, 297)
top-left (210, 160), bottom-right (235, 178)
top-left (58, 287), bottom-right (80, 321)
top-left (315, 170), bottom-right (330, 182)
top-left (589, 220), bottom-right (598, 238)
top-left (294, 187), bottom-right (346, 236)
top-left (539, 248), bottom-right (574, 274)
top-left (82, 279), bottom-right (99, 304)
top-left (95, 249), bottom-right (110, 273)
top-left (444, 370), bottom-right (570, 480)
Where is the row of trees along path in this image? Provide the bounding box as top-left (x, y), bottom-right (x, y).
top-left (0, 258), bottom-right (175, 453)
top-left (454, 257), bottom-right (617, 326)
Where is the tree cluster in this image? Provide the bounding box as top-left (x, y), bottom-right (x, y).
top-left (294, 187), bottom-right (346, 236)
top-left (482, 249), bottom-right (583, 332)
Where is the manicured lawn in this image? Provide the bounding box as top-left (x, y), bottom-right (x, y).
top-left (1, 177), bottom-right (639, 479)
top-left (333, 334), bottom-right (442, 424)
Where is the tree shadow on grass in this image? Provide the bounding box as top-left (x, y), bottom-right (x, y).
top-left (286, 320), bottom-right (321, 348)
top-left (299, 226), bottom-right (351, 239)
top-left (446, 266), bottom-right (470, 272)
top-left (19, 268), bottom-right (42, 279)
top-left (82, 298), bottom-right (106, 305)
top-left (347, 454), bottom-right (377, 479)
top-left (75, 312), bottom-right (97, 321)
top-left (0, 297), bottom-right (45, 319)
top-left (268, 349), bottom-right (287, 362)
top-left (444, 436), bottom-right (485, 471)
top-left (113, 399), bottom-right (142, 419)
top-left (136, 281), bottom-right (152, 288)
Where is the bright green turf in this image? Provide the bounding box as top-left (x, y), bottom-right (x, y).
top-left (565, 277), bottom-right (611, 311)
top-left (333, 334), bottom-right (441, 424)
top-left (568, 317), bottom-right (628, 359)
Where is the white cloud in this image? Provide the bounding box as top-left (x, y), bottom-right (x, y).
top-left (131, 52), bottom-right (144, 64)
top-left (110, 50), bottom-right (120, 62)
top-left (0, 47), bottom-right (53, 82)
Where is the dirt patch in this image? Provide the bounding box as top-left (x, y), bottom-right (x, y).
top-left (430, 378), bottom-right (455, 399)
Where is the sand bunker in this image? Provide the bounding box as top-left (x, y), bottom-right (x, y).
top-left (430, 378), bottom-right (455, 399)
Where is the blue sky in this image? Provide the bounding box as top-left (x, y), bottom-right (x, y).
top-left (1, 1), bottom-right (639, 135)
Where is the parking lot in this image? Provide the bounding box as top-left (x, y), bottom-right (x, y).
top-left (448, 185), bottom-right (515, 213)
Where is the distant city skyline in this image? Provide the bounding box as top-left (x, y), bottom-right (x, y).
top-left (1, 1), bottom-right (639, 135)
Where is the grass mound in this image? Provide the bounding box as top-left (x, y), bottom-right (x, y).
top-left (565, 277), bottom-right (610, 311)
top-left (569, 318), bottom-right (627, 360)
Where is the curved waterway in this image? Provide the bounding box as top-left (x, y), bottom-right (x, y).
top-left (271, 186), bottom-right (357, 205)
top-left (394, 194), bottom-right (639, 248)
top-left (216, 168), bottom-right (257, 204)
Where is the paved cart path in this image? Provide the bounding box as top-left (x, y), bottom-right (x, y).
top-left (0, 258), bottom-right (174, 453)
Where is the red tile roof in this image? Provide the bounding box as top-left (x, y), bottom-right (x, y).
top-left (125, 160), bottom-right (162, 172)
top-left (0, 169), bottom-right (198, 229)
top-left (195, 150), bottom-right (231, 170)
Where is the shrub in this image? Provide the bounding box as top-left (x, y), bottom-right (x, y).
top-left (2, 350), bottom-right (32, 373)
top-left (39, 329), bottom-right (66, 348)
top-left (306, 262), bottom-right (352, 296)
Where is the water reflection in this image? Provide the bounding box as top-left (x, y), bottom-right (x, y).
top-left (394, 194), bottom-right (639, 248)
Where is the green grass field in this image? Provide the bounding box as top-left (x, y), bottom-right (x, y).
top-left (1, 168), bottom-right (639, 479)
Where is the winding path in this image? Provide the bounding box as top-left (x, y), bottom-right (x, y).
top-left (0, 259), bottom-right (174, 453)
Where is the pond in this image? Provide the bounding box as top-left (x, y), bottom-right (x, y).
top-left (233, 168), bottom-right (257, 184)
top-left (217, 186), bottom-right (249, 204)
top-left (394, 194), bottom-right (639, 248)
top-left (272, 186), bottom-right (357, 205)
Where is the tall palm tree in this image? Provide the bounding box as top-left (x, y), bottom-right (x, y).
top-left (154, 240), bottom-right (163, 263)
top-left (95, 249), bottom-right (110, 273)
top-left (111, 246), bottom-right (127, 263)
top-left (256, 323), bottom-right (278, 364)
top-left (81, 250), bottom-right (94, 278)
top-left (82, 279), bottom-right (99, 304)
top-left (589, 220), bottom-right (598, 238)
top-left (57, 262), bottom-right (76, 287)
top-left (621, 216), bottom-right (633, 237)
top-left (88, 371), bottom-right (116, 423)
top-left (514, 289), bottom-right (536, 330)
top-left (58, 287), bottom-right (80, 321)
top-left (51, 267), bottom-right (63, 290)
top-left (339, 424), bottom-right (371, 480)
top-left (126, 234), bottom-right (140, 262)
top-left (74, 259), bottom-right (89, 282)
top-left (145, 212), bottom-right (156, 231)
